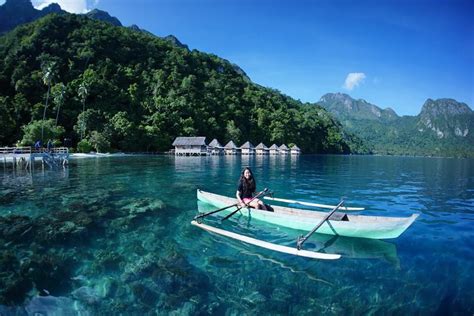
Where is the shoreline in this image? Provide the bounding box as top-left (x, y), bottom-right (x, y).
top-left (70, 152), bottom-right (130, 159)
top-left (70, 152), bottom-right (167, 159)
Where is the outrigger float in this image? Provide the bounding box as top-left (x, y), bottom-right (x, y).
top-left (192, 189), bottom-right (419, 260)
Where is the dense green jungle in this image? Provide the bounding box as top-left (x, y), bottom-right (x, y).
top-left (0, 14), bottom-right (368, 154)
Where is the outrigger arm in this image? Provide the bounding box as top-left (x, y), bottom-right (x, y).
top-left (296, 200), bottom-right (345, 250)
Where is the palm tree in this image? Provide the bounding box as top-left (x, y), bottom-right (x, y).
top-left (41, 61), bottom-right (56, 141)
top-left (78, 81), bottom-right (89, 140)
top-left (53, 83), bottom-right (66, 126)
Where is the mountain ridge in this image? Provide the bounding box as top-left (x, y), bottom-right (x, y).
top-left (0, 0), bottom-right (188, 50)
top-left (84, 9), bottom-right (122, 27)
top-left (417, 98), bottom-right (473, 139)
top-left (319, 92), bottom-right (399, 122)
top-left (318, 93), bottom-right (473, 157)
top-left (0, 0), bottom-right (64, 33)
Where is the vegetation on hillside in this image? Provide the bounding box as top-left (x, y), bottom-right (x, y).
top-left (340, 116), bottom-right (474, 157)
top-left (318, 94), bottom-right (474, 158)
top-left (0, 14), bottom-right (368, 154)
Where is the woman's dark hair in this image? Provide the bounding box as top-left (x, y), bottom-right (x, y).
top-left (239, 167), bottom-right (256, 193)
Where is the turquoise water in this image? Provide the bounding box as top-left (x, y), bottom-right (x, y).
top-left (0, 155), bottom-right (473, 314)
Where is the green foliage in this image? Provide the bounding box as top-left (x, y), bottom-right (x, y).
top-left (74, 109), bottom-right (100, 139)
top-left (40, 59), bottom-right (58, 140)
top-left (20, 119), bottom-right (65, 145)
top-left (51, 82), bottom-right (66, 125)
top-left (225, 121), bottom-right (242, 145)
top-left (0, 96), bottom-right (17, 145)
top-left (0, 13), bottom-right (360, 154)
top-left (77, 139), bottom-right (93, 153)
top-left (335, 116), bottom-right (474, 157)
top-left (89, 131), bottom-right (110, 153)
top-left (319, 95), bottom-right (474, 157)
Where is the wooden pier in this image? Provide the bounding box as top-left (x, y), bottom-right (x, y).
top-left (1, 146), bottom-right (69, 170)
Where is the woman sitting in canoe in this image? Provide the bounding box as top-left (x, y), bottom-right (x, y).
top-left (236, 167), bottom-right (268, 211)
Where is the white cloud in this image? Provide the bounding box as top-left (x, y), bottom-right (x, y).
top-left (343, 72), bottom-right (366, 90)
top-left (33, 0), bottom-right (99, 13)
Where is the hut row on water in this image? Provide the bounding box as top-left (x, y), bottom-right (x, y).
top-left (172, 137), bottom-right (301, 156)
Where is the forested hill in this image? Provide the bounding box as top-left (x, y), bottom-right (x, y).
top-left (318, 93), bottom-right (474, 157)
top-left (0, 14), bottom-right (366, 153)
top-left (0, 0), bottom-right (122, 33)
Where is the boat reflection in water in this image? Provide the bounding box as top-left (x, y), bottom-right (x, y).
top-left (197, 201), bottom-right (400, 267)
top-left (302, 233), bottom-right (400, 268)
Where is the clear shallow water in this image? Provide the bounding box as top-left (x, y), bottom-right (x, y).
top-left (0, 155), bottom-right (473, 314)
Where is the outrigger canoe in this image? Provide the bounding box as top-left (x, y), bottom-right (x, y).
top-left (197, 189), bottom-right (419, 240)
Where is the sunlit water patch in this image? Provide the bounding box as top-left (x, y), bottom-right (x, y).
top-left (0, 155), bottom-right (473, 314)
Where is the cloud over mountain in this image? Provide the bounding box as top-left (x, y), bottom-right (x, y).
top-left (343, 72), bottom-right (366, 90)
top-left (33, 0), bottom-right (97, 13)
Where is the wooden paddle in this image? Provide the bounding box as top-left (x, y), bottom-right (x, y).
top-left (296, 200), bottom-right (345, 250)
top-left (221, 188), bottom-right (269, 222)
top-left (194, 202), bottom-right (239, 222)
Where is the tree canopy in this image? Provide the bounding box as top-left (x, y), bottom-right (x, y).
top-left (0, 14), bottom-right (368, 153)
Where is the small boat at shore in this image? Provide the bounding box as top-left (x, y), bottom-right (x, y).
top-left (196, 189), bottom-right (419, 240)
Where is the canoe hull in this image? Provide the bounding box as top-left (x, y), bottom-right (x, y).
top-left (197, 189), bottom-right (419, 239)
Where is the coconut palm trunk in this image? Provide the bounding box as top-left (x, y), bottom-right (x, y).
top-left (40, 61), bottom-right (56, 142)
top-left (54, 83), bottom-right (66, 126)
top-left (78, 82), bottom-right (89, 140)
top-left (41, 83), bottom-right (51, 141)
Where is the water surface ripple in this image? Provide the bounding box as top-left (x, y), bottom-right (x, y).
top-left (0, 155), bottom-right (473, 314)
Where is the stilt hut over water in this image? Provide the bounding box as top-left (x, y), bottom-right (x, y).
top-left (269, 144), bottom-right (279, 155)
top-left (255, 143), bottom-right (269, 155)
top-left (240, 141), bottom-right (255, 155)
top-left (172, 137), bottom-right (207, 156)
top-left (291, 145), bottom-right (301, 155)
top-left (279, 144), bottom-right (289, 155)
top-left (208, 139), bottom-right (224, 155)
top-left (224, 141), bottom-right (239, 155)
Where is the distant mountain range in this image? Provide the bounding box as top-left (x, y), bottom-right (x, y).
top-left (319, 93), bottom-right (399, 122)
top-left (318, 93), bottom-right (474, 157)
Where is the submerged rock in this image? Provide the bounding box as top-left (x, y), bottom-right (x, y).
top-left (93, 250), bottom-right (122, 272)
top-left (122, 254), bottom-right (158, 282)
top-left (54, 211), bottom-right (93, 227)
top-left (271, 287), bottom-right (292, 302)
top-left (0, 250), bottom-right (32, 305)
top-left (95, 277), bottom-right (117, 298)
top-left (19, 254), bottom-right (73, 298)
top-left (150, 250), bottom-right (211, 309)
top-left (242, 291), bottom-right (267, 306)
top-left (25, 295), bottom-right (89, 315)
top-left (0, 304), bottom-right (26, 315)
top-left (0, 273), bottom-right (32, 305)
top-left (0, 215), bottom-right (35, 242)
top-left (130, 283), bottom-right (160, 307)
top-left (121, 198), bottom-right (166, 217)
top-left (72, 286), bottom-right (101, 305)
top-left (169, 301), bottom-right (197, 316)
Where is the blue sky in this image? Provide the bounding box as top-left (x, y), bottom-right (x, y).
top-left (3, 0), bottom-right (473, 115)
